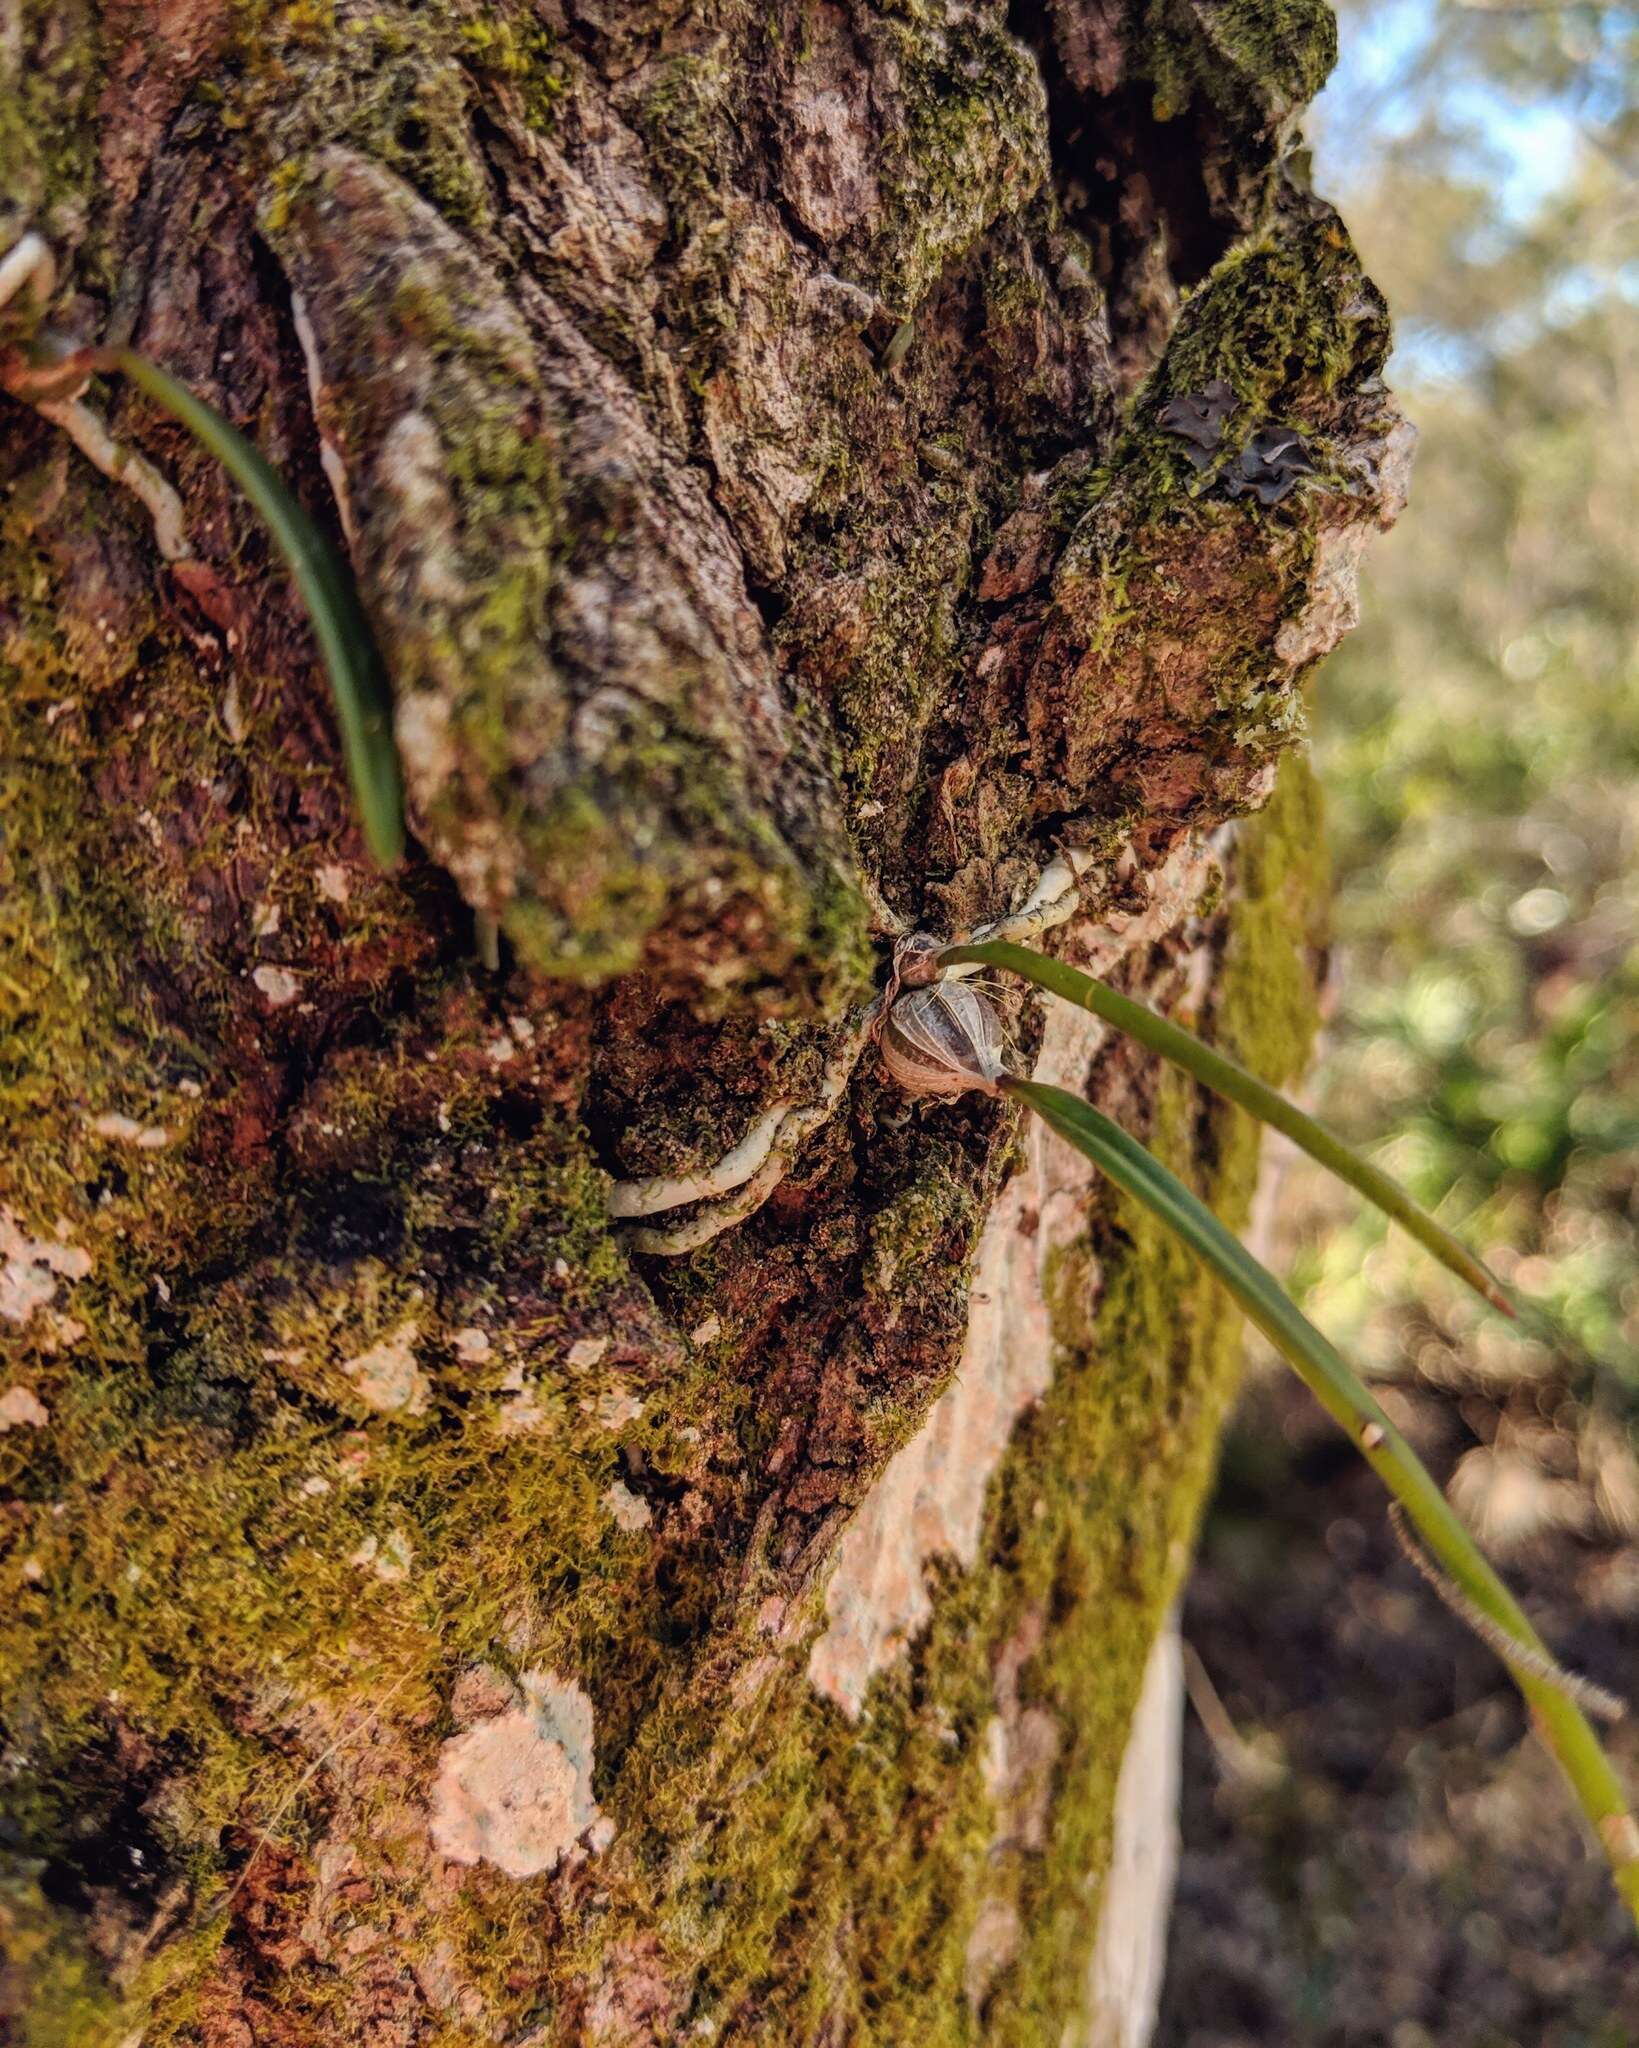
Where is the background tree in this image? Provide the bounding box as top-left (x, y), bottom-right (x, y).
top-left (1, 3), bottom-right (1403, 2041)
top-left (1161, 4), bottom-right (1639, 2037)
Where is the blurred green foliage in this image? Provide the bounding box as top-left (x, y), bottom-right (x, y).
top-left (1294, 1), bottom-right (1639, 1390)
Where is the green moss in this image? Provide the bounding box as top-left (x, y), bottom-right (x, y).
top-left (0, 470), bottom-right (255, 1375)
top-left (1, 397), bottom-right (1328, 2031)
top-left (1055, 212), bottom-right (1389, 551)
top-left (454, 13), bottom-right (566, 134)
top-left (4, 2), bottom-right (1342, 2028)
top-left (629, 42), bottom-right (735, 208)
top-left (829, 527), bottom-right (969, 814)
top-left (500, 789), bottom-right (674, 984)
top-left (940, 752), bottom-right (1327, 2039)
top-left (1159, 215), bottom-right (1390, 421)
top-left (0, 1), bottom-right (102, 291)
top-left (867, 12), bottom-right (1050, 315)
top-left (505, 716), bottom-right (870, 1007)
top-left (1023, 212), bottom-right (1391, 823)
top-left (235, 0), bottom-right (572, 229)
top-left (0, 436), bottom-right (517, 2032)
top-left (1141, 0), bottom-right (1338, 128)
top-left (0, 1873), bottom-right (125, 2048)
top-left (243, 60), bottom-right (871, 1005)
top-left (1214, 746), bottom-right (1329, 1077)
top-left (625, 41), bottom-right (741, 372)
top-left (865, 1143), bottom-right (978, 1305)
top-left (1, 1085), bottom-right (711, 2035)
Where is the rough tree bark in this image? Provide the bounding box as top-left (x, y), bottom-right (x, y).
top-left (1, 1), bottom-right (1407, 2041)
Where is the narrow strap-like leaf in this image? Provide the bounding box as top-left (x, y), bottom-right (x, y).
top-left (946, 937), bottom-right (1511, 1315)
top-left (113, 348), bottom-right (406, 870)
top-left (1004, 1071), bottom-right (1639, 1925)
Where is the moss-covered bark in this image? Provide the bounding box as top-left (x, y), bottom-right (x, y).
top-left (3, 2), bottom-right (1389, 2040)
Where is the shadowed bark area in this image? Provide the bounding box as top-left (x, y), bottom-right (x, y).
top-left (3, 2), bottom-right (1393, 2040)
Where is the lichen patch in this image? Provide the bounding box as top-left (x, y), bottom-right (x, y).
top-left (427, 1670), bottom-right (601, 1880)
top-left (350, 1528), bottom-right (414, 1581)
top-left (340, 1319), bottom-right (430, 1415)
top-left (0, 1209), bottom-right (92, 1328)
top-left (603, 1480), bottom-right (651, 1532)
top-left (251, 964), bottom-right (301, 1008)
top-left (88, 1111), bottom-right (173, 1148)
top-left (0, 1385), bottom-right (50, 1431)
top-left (592, 1388), bottom-right (643, 1429)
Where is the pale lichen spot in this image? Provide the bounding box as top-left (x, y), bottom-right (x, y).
top-left (252, 964), bottom-right (301, 1008)
top-left (394, 675), bottom-right (459, 791)
top-left (0, 1386), bottom-right (50, 1431)
top-left (963, 1896), bottom-right (1023, 2014)
top-left (351, 1528), bottom-right (413, 1581)
top-left (341, 1319), bottom-right (429, 1415)
top-left (496, 1362), bottom-right (550, 1435)
top-left (731, 1655), bottom-right (782, 1708)
top-left (566, 1335), bottom-right (610, 1371)
top-left (427, 1670), bottom-right (601, 1880)
top-left (592, 1388), bottom-right (642, 1430)
top-left (89, 1112), bottom-right (172, 1149)
top-left (0, 1210), bottom-right (91, 1329)
top-left (451, 1326), bottom-right (492, 1363)
top-left (603, 1480), bottom-right (652, 1532)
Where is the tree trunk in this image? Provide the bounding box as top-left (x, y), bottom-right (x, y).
top-left (1, 2), bottom-right (1405, 2041)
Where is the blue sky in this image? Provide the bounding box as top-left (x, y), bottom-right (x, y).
top-left (1308, 0), bottom-right (1633, 380)
top-left (1313, 0), bottom-right (1587, 221)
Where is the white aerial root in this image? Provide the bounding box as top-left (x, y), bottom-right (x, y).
top-left (960, 847), bottom-right (1101, 957)
top-left (622, 1002), bottom-right (881, 1255)
top-left (31, 394), bottom-right (193, 561)
top-left (0, 227), bottom-right (194, 563)
top-left (610, 846), bottom-right (1110, 1255)
top-left (0, 231), bottom-right (54, 312)
top-left (607, 1102), bottom-right (792, 1220)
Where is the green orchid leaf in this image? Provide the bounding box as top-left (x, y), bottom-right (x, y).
top-left (115, 348), bottom-right (405, 870)
top-left (946, 937), bottom-right (1511, 1315)
top-left (1004, 1070), bottom-right (1638, 1925)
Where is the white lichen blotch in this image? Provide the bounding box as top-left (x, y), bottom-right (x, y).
top-left (341, 1320), bottom-right (430, 1415)
top-left (428, 1670), bottom-right (602, 1880)
top-left (0, 1210), bottom-right (92, 1328)
top-left (603, 1480), bottom-right (652, 1532)
top-left (0, 1386), bottom-right (50, 1431)
top-left (89, 1112), bottom-right (172, 1149)
top-left (252, 965), bottom-right (302, 1008)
